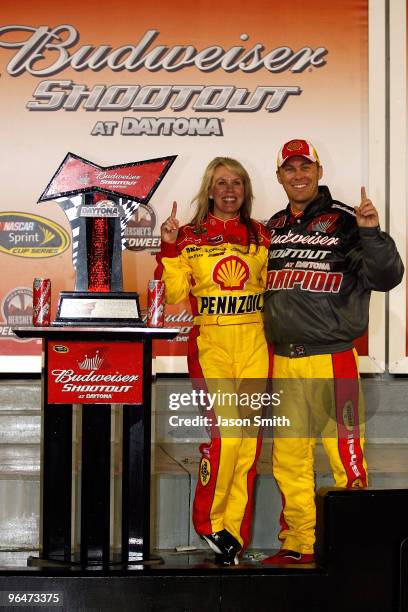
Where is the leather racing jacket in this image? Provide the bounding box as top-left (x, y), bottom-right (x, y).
top-left (263, 185), bottom-right (404, 352)
top-left (155, 212), bottom-right (270, 324)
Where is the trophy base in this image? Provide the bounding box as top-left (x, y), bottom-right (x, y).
top-left (53, 291), bottom-right (144, 326)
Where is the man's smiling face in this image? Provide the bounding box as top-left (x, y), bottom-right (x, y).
top-left (277, 156), bottom-right (323, 211)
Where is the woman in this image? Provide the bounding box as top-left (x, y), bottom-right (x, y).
top-left (155, 157), bottom-right (271, 564)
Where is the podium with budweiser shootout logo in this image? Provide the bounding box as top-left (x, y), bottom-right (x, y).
top-left (13, 153), bottom-right (178, 567)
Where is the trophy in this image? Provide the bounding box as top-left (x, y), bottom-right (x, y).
top-left (38, 152), bottom-right (176, 325)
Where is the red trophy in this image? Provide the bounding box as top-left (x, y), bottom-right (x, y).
top-left (38, 152), bottom-right (176, 325)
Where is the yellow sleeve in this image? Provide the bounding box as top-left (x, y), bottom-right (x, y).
top-left (155, 241), bottom-right (193, 304)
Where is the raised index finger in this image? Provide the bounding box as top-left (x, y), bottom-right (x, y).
top-left (361, 186), bottom-right (367, 202)
top-left (170, 201), bottom-right (177, 218)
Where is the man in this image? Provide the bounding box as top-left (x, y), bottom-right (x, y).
top-left (262, 139), bottom-right (404, 565)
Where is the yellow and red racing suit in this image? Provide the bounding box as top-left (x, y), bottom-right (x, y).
top-left (155, 212), bottom-right (272, 549)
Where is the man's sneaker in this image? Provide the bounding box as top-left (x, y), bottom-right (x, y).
top-left (201, 529), bottom-right (241, 565)
top-left (262, 549), bottom-right (315, 565)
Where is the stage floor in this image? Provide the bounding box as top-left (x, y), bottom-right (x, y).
top-left (0, 548), bottom-right (319, 572)
top-left (0, 549), bottom-right (328, 612)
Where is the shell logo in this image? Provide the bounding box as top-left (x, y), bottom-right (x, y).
top-left (287, 140), bottom-right (303, 151)
top-left (351, 478), bottom-right (364, 489)
top-left (212, 255), bottom-right (250, 290)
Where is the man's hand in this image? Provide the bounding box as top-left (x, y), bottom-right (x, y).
top-left (354, 187), bottom-right (379, 228)
top-left (160, 201), bottom-right (179, 244)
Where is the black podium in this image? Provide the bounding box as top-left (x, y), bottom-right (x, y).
top-left (13, 325), bottom-right (177, 567)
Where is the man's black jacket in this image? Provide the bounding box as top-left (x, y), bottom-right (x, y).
top-left (263, 185), bottom-right (404, 349)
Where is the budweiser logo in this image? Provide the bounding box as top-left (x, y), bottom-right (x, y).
top-left (95, 172), bottom-right (140, 186)
top-left (33, 300), bottom-right (50, 318)
top-left (0, 27), bottom-right (328, 118)
top-left (51, 369), bottom-right (138, 383)
top-left (270, 228), bottom-right (340, 247)
top-left (77, 351), bottom-right (103, 371)
top-left (0, 26), bottom-right (328, 77)
top-left (47, 341), bottom-right (143, 404)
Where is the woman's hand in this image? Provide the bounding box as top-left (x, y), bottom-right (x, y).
top-left (160, 201), bottom-right (179, 244)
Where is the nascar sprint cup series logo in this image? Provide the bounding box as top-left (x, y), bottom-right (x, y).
top-left (0, 212), bottom-right (70, 257)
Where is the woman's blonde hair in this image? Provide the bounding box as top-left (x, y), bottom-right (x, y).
top-left (190, 157), bottom-right (254, 227)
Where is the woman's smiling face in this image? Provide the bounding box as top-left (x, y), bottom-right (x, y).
top-left (210, 165), bottom-right (245, 220)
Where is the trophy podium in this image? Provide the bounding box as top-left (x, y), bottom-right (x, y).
top-left (14, 153), bottom-right (178, 567)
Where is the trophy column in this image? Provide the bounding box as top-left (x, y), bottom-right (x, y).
top-left (14, 327), bottom-right (178, 567)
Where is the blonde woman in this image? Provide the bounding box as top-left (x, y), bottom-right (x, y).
top-left (155, 158), bottom-right (271, 565)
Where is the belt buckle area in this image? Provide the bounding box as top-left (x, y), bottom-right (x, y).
top-left (290, 344), bottom-right (306, 358)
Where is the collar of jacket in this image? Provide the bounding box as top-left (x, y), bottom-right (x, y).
top-left (206, 212), bottom-right (242, 231)
top-left (284, 185), bottom-right (332, 222)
